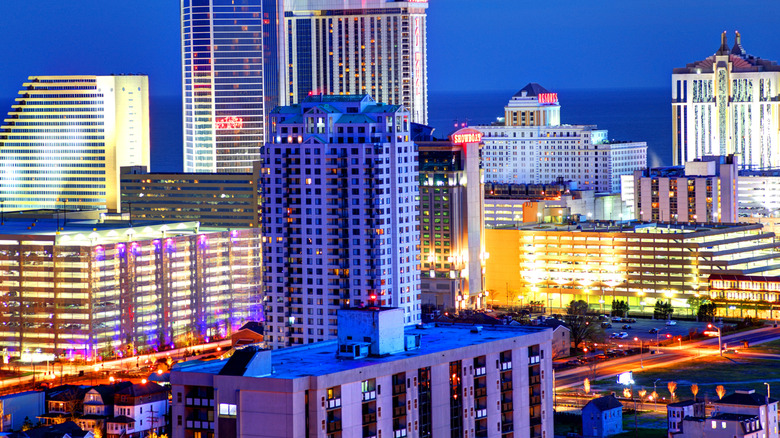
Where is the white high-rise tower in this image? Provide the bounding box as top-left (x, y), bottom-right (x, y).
top-left (281, 0), bottom-right (428, 124)
top-left (181, 0), bottom-right (268, 173)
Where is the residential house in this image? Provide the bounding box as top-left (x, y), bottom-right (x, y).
top-left (667, 399), bottom-right (705, 434)
top-left (106, 383), bottom-right (168, 438)
top-left (77, 382), bottom-right (132, 434)
top-left (678, 413), bottom-right (764, 438)
top-left (542, 319), bottom-right (571, 358)
top-left (583, 395), bottom-right (624, 438)
top-left (713, 390), bottom-right (778, 438)
top-left (38, 386), bottom-right (88, 426)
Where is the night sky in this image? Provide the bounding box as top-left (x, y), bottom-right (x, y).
top-left (1, 0), bottom-right (779, 99)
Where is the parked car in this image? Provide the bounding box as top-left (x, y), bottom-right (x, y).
top-left (601, 322), bottom-right (613, 329)
top-left (611, 316), bottom-right (623, 322)
top-left (609, 332), bottom-right (619, 339)
top-left (648, 328), bottom-right (659, 334)
top-left (623, 318), bottom-right (637, 323)
top-left (618, 332), bottom-right (629, 339)
top-left (666, 320), bottom-right (677, 326)
top-left (622, 324), bottom-right (632, 330)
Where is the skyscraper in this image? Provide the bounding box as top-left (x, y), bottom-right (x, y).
top-left (261, 94), bottom-right (420, 348)
top-left (181, 0), bottom-right (271, 173)
top-left (0, 75), bottom-right (150, 213)
top-left (672, 31), bottom-right (780, 168)
top-left (281, 0), bottom-right (428, 124)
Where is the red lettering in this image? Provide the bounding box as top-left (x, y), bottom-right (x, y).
top-left (216, 116), bottom-right (244, 130)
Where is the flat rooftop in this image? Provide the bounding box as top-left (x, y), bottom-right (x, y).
top-left (514, 222), bottom-right (764, 235)
top-left (0, 219), bottom-right (242, 246)
top-left (174, 324), bottom-right (550, 380)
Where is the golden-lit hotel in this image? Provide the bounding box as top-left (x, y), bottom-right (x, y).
top-left (0, 220), bottom-right (261, 361)
top-left (0, 75), bottom-right (150, 213)
top-left (485, 223), bottom-right (780, 314)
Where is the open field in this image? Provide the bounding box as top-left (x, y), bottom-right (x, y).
top-left (574, 355), bottom-right (778, 402)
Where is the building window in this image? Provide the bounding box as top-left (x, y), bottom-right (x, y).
top-left (219, 403), bottom-right (237, 417)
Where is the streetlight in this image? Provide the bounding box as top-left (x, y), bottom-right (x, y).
top-left (634, 337), bottom-right (643, 368)
top-left (708, 323), bottom-right (722, 357)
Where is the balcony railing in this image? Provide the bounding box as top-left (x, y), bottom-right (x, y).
top-left (326, 420), bottom-right (342, 433)
top-left (393, 406), bottom-right (407, 418)
top-left (185, 397), bottom-right (214, 407)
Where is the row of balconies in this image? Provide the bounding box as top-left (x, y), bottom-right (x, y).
top-left (185, 397), bottom-right (214, 407)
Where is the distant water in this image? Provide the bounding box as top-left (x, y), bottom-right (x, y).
top-left (149, 88), bottom-right (672, 171)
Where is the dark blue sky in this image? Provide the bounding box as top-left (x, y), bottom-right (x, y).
top-left (1, 0), bottom-right (780, 99)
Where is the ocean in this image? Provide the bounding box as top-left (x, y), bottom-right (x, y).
top-left (148, 87), bottom-right (672, 172)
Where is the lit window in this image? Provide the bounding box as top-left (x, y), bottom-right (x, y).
top-left (219, 403), bottom-right (237, 417)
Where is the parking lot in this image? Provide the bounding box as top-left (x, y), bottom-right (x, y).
top-left (598, 316), bottom-right (715, 344)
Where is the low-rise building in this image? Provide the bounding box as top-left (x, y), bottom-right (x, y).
top-left (678, 413), bottom-right (763, 438)
top-left (713, 390), bottom-right (778, 438)
top-left (230, 322), bottom-right (265, 348)
top-left (582, 395), bottom-right (623, 438)
top-left (485, 222), bottom-right (780, 313)
top-left (632, 155), bottom-right (738, 224)
top-left (667, 399), bottom-right (706, 434)
top-left (39, 385), bottom-right (89, 426)
top-left (171, 307), bottom-right (554, 438)
top-left (106, 383), bottom-right (168, 438)
top-left (0, 391), bottom-right (45, 432)
top-left (119, 165), bottom-right (261, 228)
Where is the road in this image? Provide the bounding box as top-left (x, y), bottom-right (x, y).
top-left (555, 325), bottom-right (780, 389)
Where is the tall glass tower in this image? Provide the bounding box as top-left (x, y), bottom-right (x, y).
top-left (182, 0), bottom-right (271, 173)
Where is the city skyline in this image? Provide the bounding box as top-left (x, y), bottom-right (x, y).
top-left (2, 1), bottom-right (780, 102)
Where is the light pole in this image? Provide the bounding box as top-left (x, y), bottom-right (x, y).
top-left (708, 323), bottom-right (722, 356)
top-left (634, 337), bottom-right (643, 368)
top-left (654, 379), bottom-right (661, 412)
top-left (765, 382), bottom-right (770, 437)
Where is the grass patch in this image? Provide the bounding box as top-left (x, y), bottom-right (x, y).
top-left (750, 339), bottom-right (780, 354)
top-left (596, 356), bottom-right (778, 401)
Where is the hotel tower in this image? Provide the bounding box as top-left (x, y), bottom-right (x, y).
top-left (181, 0), bottom-right (281, 172)
top-left (281, 0), bottom-right (429, 124)
top-left (672, 31), bottom-right (780, 169)
top-left (0, 75), bottom-right (150, 213)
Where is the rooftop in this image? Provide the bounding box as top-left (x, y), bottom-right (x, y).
top-left (175, 324), bottom-right (549, 379)
top-left (585, 395), bottom-right (623, 411)
top-left (715, 390), bottom-right (777, 406)
top-left (0, 218), bottom-right (237, 246)
top-left (668, 399), bottom-right (703, 407)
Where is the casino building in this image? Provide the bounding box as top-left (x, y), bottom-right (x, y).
top-left (417, 128), bottom-right (486, 310)
top-left (672, 31), bottom-right (780, 169)
top-left (0, 75), bottom-right (150, 213)
top-left (281, 0), bottom-right (428, 124)
top-left (475, 83), bottom-right (647, 193)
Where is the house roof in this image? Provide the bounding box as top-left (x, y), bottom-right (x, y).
top-left (715, 391), bottom-right (777, 406)
top-left (114, 382), bottom-right (167, 399)
top-left (87, 382), bottom-right (132, 404)
top-left (108, 415), bottom-right (136, 424)
top-left (219, 346), bottom-right (259, 376)
top-left (46, 385), bottom-right (88, 402)
top-left (585, 395), bottom-right (623, 411)
top-left (711, 412), bottom-right (761, 423)
top-left (8, 420), bottom-right (87, 438)
top-left (236, 321), bottom-right (264, 336)
top-left (513, 83), bottom-right (550, 98)
top-left (668, 399), bottom-right (702, 407)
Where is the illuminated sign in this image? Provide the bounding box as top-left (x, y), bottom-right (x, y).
top-left (408, 0), bottom-right (428, 3)
top-left (216, 116), bottom-right (244, 130)
top-left (616, 371), bottom-right (634, 385)
top-left (450, 128), bottom-right (483, 145)
top-left (538, 93), bottom-right (558, 104)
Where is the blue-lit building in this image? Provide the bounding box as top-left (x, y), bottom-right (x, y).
top-left (261, 94), bottom-right (420, 349)
top-left (181, 0), bottom-right (281, 173)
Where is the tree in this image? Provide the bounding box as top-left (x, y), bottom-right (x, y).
top-left (716, 385), bottom-right (726, 400)
top-left (21, 417), bottom-right (33, 431)
top-left (654, 301), bottom-right (674, 320)
top-left (564, 300), bottom-right (602, 350)
top-left (668, 381), bottom-right (677, 401)
top-left (638, 389), bottom-right (647, 409)
top-left (583, 378), bottom-right (591, 395)
top-left (697, 302), bottom-right (716, 322)
top-left (623, 387), bottom-right (632, 398)
top-left (691, 384), bottom-right (699, 401)
top-left (93, 426), bottom-right (104, 438)
top-left (611, 300), bottom-right (630, 317)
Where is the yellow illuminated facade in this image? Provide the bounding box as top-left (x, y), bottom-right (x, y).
top-left (0, 75), bottom-right (150, 213)
top-left (485, 223), bottom-right (780, 314)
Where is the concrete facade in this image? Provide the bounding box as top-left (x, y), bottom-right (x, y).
top-left (171, 312), bottom-right (554, 438)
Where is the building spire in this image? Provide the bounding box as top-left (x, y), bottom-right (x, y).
top-left (716, 31), bottom-right (730, 56)
top-left (731, 30), bottom-right (746, 57)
